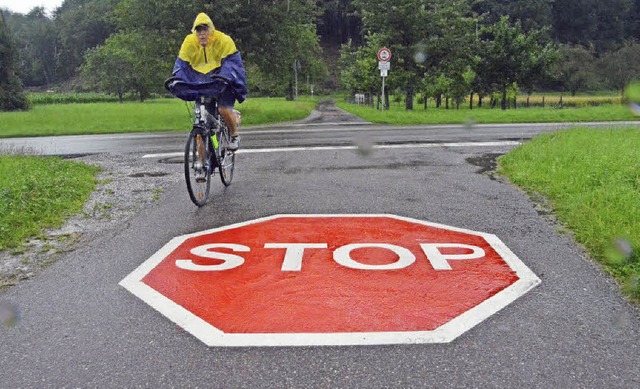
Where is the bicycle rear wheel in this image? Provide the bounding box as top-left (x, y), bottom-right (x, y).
top-left (217, 125), bottom-right (235, 186)
top-left (184, 128), bottom-right (211, 206)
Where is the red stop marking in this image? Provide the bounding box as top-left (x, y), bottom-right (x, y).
top-left (121, 215), bottom-right (540, 346)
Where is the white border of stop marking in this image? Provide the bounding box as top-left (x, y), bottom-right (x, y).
top-left (119, 214), bottom-right (541, 347)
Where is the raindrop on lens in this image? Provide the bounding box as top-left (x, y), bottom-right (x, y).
top-left (0, 301), bottom-right (20, 328)
top-left (414, 51), bottom-right (427, 64)
top-left (463, 118), bottom-right (477, 130)
top-left (353, 134), bottom-right (374, 157)
top-left (624, 81), bottom-right (640, 116)
top-left (614, 238), bottom-right (634, 259)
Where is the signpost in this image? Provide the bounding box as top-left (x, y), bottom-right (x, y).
top-left (377, 48), bottom-right (392, 110)
top-left (120, 214), bottom-right (540, 347)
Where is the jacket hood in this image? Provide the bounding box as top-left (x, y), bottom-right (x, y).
top-left (191, 12), bottom-right (215, 33)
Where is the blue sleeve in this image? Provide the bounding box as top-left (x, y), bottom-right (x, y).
top-left (218, 52), bottom-right (248, 103)
top-left (170, 55), bottom-right (247, 103)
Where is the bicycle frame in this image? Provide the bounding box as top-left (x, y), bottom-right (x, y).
top-left (192, 96), bottom-right (223, 169)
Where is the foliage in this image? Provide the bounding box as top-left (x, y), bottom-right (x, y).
top-left (6, 8), bottom-right (58, 86)
top-left (476, 16), bottom-right (557, 110)
top-left (342, 2), bottom-right (556, 111)
top-left (338, 35), bottom-right (382, 95)
top-left (53, 0), bottom-right (121, 82)
top-left (347, 0), bottom-right (479, 110)
top-left (0, 11), bottom-right (29, 111)
top-left (551, 0), bottom-right (634, 53)
top-left (554, 45), bottom-right (598, 96)
top-left (81, 32), bottom-right (170, 102)
top-left (112, 0), bottom-right (326, 97)
top-left (5, 0), bottom-right (640, 98)
top-left (598, 42), bottom-right (640, 95)
top-left (472, 0), bottom-right (554, 32)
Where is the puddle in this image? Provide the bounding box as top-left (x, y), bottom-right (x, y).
top-left (466, 153), bottom-right (502, 175)
top-left (128, 172), bottom-right (169, 178)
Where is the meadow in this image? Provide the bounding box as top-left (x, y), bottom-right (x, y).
top-left (0, 95), bottom-right (318, 138)
top-left (338, 93), bottom-right (637, 125)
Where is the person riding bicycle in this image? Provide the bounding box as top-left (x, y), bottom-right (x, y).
top-left (172, 12), bottom-right (247, 150)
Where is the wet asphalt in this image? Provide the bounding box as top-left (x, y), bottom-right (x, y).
top-left (0, 104), bottom-right (638, 387)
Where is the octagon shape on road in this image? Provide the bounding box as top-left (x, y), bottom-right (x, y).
top-left (120, 214), bottom-right (540, 346)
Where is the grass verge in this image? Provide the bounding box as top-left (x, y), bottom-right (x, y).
top-left (0, 155), bottom-right (100, 251)
top-left (0, 97), bottom-right (317, 138)
top-left (498, 127), bottom-right (640, 302)
top-left (337, 102), bottom-right (638, 125)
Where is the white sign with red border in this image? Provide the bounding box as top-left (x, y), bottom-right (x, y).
top-left (377, 47), bottom-right (392, 62)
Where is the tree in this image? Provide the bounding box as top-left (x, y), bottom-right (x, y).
top-left (477, 16), bottom-right (556, 110)
top-left (555, 45), bottom-right (597, 96)
top-left (5, 7), bottom-right (58, 87)
top-left (471, 0), bottom-right (554, 32)
top-left (0, 10), bottom-right (29, 111)
top-left (81, 40), bottom-right (130, 102)
top-left (81, 32), bottom-right (169, 101)
top-left (599, 42), bottom-right (640, 95)
top-left (54, 0), bottom-right (120, 81)
top-left (318, 0), bottom-right (362, 46)
top-left (114, 0), bottom-right (326, 97)
top-left (552, 0), bottom-right (633, 53)
top-left (338, 35), bottom-right (383, 98)
top-left (350, 0), bottom-right (476, 110)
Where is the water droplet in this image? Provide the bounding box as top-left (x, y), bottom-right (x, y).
top-left (0, 301), bottom-right (20, 328)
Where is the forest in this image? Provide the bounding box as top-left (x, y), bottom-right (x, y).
top-left (1, 0), bottom-right (640, 111)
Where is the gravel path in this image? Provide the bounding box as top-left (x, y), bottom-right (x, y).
top-left (0, 153), bottom-right (182, 289)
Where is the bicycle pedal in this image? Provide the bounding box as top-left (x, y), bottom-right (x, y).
top-left (195, 177), bottom-right (207, 183)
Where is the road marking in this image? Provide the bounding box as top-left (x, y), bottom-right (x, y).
top-left (243, 120), bottom-right (640, 135)
top-left (142, 140), bottom-right (521, 159)
top-left (120, 214), bottom-right (541, 346)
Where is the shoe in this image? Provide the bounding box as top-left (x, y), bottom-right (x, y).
top-left (194, 161), bottom-right (206, 183)
top-left (228, 135), bottom-right (240, 151)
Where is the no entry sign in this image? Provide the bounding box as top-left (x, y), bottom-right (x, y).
top-left (120, 215), bottom-right (540, 347)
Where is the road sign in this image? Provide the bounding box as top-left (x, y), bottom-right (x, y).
top-left (120, 214), bottom-right (540, 347)
top-left (378, 61), bottom-right (390, 71)
top-left (380, 69), bottom-right (388, 77)
top-left (377, 47), bottom-right (392, 62)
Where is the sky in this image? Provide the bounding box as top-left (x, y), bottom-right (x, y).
top-left (0, 0), bottom-right (64, 15)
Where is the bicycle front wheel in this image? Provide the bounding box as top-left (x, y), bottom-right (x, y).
top-left (218, 126), bottom-right (235, 186)
top-left (184, 128), bottom-right (211, 206)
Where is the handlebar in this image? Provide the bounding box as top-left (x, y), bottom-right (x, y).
top-left (164, 74), bottom-right (232, 101)
top-left (164, 74), bottom-right (232, 91)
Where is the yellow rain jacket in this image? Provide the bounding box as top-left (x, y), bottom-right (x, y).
top-left (178, 13), bottom-right (238, 74)
top-left (172, 13), bottom-right (247, 103)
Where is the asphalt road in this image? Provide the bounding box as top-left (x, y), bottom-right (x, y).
top-left (0, 114), bottom-right (639, 387)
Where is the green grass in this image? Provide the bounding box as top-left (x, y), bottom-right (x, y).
top-left (337, 101), bottom-right (638, 125)
top-left (0, 97), bottom-right (317, 138)
top-left (0, 155), bottom-right (100, 251)
top-left (498, 127), bottom-right (640, 301)
top-left (28, 92), bottom-right (133, 105)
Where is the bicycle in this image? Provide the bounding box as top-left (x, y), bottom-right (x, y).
top-left (165, 75), bottom-right (236, 207)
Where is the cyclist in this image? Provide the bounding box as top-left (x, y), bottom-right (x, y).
top-left (172, 12), bottom-right (247, 150)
